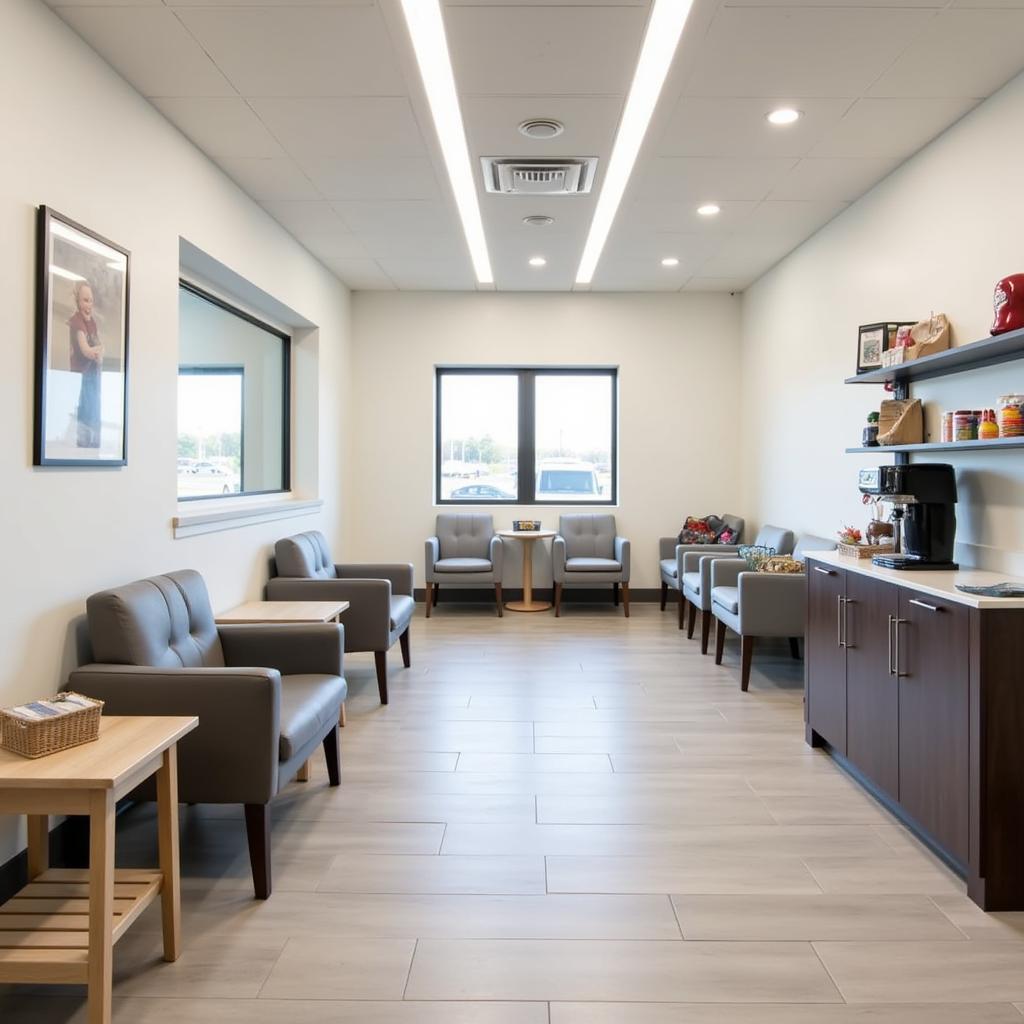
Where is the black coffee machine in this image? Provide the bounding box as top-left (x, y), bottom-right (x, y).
top-left (858, 463), bottom-right (958, 570)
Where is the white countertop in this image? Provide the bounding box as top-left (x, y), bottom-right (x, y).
top-left (804, 550), bottom-right (1024, 610)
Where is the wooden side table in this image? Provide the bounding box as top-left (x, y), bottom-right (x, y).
top-left (497, 530), bottom-right (557, 612)
top-left (0, 715), bottom-right (198, 1024)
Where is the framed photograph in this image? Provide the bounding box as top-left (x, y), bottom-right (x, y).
top-left (856, 322), bottom-right (914, 375)
top-left (34, 207), bottom-right (130, 466)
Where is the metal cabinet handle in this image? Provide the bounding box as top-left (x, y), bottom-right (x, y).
top-left (887, 614), bottom-right (896, 675)
top-left (837, 596), bottom-right (846, 648)
top-left (844, 598), bottom-right (855, 649)
top-left (894, 617), bottom-right (908, 678)
top-left (908, 598), bottom-right (941, 613)
top-left (814, 566), bottom-right (836, 576)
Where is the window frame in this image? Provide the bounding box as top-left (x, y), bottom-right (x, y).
top-left (434, 366), bottom-right (618, 507)
top-left (177, 279), bottom-right (291, 502)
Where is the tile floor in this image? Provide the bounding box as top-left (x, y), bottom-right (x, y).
top-left (3, 600), bottom-right (1024, 1022)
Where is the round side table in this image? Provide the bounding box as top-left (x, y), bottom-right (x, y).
top-left (497, 529), bottom-right (557, 612)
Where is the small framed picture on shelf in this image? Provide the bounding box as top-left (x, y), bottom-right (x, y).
top-left (856, 322), bottom-right (914, 375)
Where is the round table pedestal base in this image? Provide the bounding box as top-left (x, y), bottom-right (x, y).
top-left (505, 600), bottom-right (552, 613)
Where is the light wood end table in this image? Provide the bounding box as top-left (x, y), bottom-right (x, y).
top-left (497, 530), bottom-right (557, 612)
top-left (0, 715), bottom-right (198, 1024)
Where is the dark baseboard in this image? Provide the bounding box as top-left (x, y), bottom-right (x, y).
top-left (0, 816), bottom-right (90, 904)
top-left (414, 587), bottom-right (663, 604)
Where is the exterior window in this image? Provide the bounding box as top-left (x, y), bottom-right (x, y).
top-left (177, 282), bottom-right (289, 500)
top-left (436, 367), bottom-right (617, 505)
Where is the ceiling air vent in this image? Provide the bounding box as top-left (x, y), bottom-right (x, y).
top-left (481, 157), bottom-right (597, 196)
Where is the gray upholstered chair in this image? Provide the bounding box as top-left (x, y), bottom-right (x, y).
top-left (69, 570), bottom-right (346, 899)
top-left (425, 513), bottom-right (504, 617)
top-left (553, 513), bottom-right (631, 617)
top-left (658, 514), bottom-right (745, 637)
top-left (711, 533), bottom-right (836, 691)
top-left (267, 531), bottom-right (414, 705)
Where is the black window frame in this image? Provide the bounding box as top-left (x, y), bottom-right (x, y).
top-left (177, 280), bottom-right (291, 502)
top-left (435, 366), bottom-right (618, 506)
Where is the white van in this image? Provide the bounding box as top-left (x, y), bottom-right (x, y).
top-left (536, 459), bottom-right (602, 498)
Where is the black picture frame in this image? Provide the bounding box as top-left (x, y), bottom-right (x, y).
top-left (856, 321), bottom-right (914, 376)
top-left (34, 206), bottom-right (130, 467)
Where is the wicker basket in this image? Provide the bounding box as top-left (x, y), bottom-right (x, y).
top-left (838, 541), bottom-right (896, 560)
top-left (0, 692), bottom-right (103, 759)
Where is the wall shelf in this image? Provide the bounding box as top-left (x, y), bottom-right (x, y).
top-left (846, 437), bottom-right (1024, 455)
top-left (845, 325), bottom-right (1024, 387)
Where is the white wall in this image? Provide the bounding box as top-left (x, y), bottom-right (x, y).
top-left (740, 70), bottom-right (1024, 575)
top-left (349, 291), bottom-right (742, 590)
top-left (0, 0), bottom-right (352, 863)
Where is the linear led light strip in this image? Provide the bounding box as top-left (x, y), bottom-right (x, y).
top-left (399, 0), bottom-right (493, 285)
top-left (576, 0), bottom-right (696, 285)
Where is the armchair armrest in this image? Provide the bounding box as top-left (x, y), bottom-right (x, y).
top-left (614, 537), bottom-right (631, 580)
top-left (681, 544), bottom-right (739, 575)
top-left (425, 537), bottom-right (440, 576)
top-left (67, 664), bottom-right (281, 804)
top-left (336, 562), bottom-right (413, 596)
top-left (489, 534), bottom-right (504, 577)
top-left (658, 537), bottom-right (679, 560)
top-left (265, 578), bottom-right (392, 651)
top-left (737, 572), bottom-right (808, 636)
top-left (219, 623), bottom-right (344, 678)
top-left (711, 558), bottom-right (746, 590)
top-left (552, 535), bottom-right (567, 583)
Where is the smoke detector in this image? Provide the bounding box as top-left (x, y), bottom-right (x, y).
top-left (523, 215), bottom-right (554, 227)
top-left (481, 157), bottom-right (597, 196)
top-left (518, 118), bottom-right (564, 140)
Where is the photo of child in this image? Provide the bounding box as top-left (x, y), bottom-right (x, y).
top-left (67, 279), bottom-right (104, 448)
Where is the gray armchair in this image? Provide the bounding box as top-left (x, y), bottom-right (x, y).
top-left (69, 569), bottom-right (346, 899)
top-left (710, 533), bottom-right (835, 691)
top-left (553, 513), bottom-right (630, 617)
top-left (425, 513), bottom-right (504, 617)
top-left (658, 514), bottom-right (745, 636)
top-left (267, 530), bottom-right (413, 706)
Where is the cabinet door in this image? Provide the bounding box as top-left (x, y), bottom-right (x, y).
top-left (806, 561), bottom-right (847, 753)
top-left (897, 588), bottom-right (970, 864)
top-left (845, 574), bottom-right (900, 799)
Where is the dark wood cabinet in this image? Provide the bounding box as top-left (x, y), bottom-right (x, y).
top-left (845, 573), bottom-right (899, 799)
top-left (805, 564), bottom-right (846, 753)
top-left (896, 588), bottom-right (970, 863)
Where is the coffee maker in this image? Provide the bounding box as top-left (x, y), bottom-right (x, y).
top-left (857, 463), bottom-right (959, 570)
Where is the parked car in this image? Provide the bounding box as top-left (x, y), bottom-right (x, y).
top-left (450, 484), bottom-right (516, 499)
top-left (177, 458), bottom-right (197, 474)
top-left (192, 460), bottom-right (227, 477)
top-left (536, 459), bottom-right (601, 498)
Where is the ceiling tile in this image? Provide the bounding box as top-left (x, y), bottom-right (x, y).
top-left (376, 258), bottom-right (477, 291)
top-left (298, 233), bottom-right (372, 261)
top-left (445, 5), bottom-right (648, 95)
top-left (657, 97), bottom-right (855, 159)
top-left (480, 194), bottom-right (597, 237)
top-left (217, 157), bottom-right (320, 201)
top-left (698, 235), bottom-right (798, 279)
top-left (742, 200), bottom-right (849, 239)
top-left (868, 11), bottom-right (1024, 97)
top-left (319, 258), bottom-right (395, 290)
top-left (589, 261), bottom-right (689, 292)
top-left (298, 158), bottom-right (441, 201)
top-left (168, 0), bottom-right (373, 5)
top-left (248, 98), bottom-right (426, 160)
top-left (53, 7), bottom-right (234, 97)
top-left (150, 98), bottom-right (284, 159)
top-left (633, 157), bottom-right (797, 203)
top-left (682, 8), bottom-right (934, 98)
top-left (768, 157), bottom-right (902, 201)
top-left (332, 201), bottom-right (455, 235)
top-left (624, 200), bottom-right (760, 233)
top-left (258, 200), bottom-right (347, 236)
top-left (358, 234), bottom-right (467, 261)
top-left (684, 277), bottom-right (750, 292)
top-left (175, 6), bottom-right (405, 97)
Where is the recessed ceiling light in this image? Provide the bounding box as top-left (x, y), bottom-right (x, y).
top-left (575, 0), bottom-right (696, 285)
top-left (697, 203), bottom-right (721, 217)
top-left (519, 119), bottom-right (564, 140)
top-left (528, 256), bottom-right (547, 267)
top-left (399, 0), bottom-right (493, 285)
top-left (523, 215), bottom-right (554, 227)
top-left (767, 107), bottom-right (801, 126)
top-left (661, 257), bottom-right (680, 267)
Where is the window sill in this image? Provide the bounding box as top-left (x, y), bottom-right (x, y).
top-left (172, 496), bottom-right (323, 539)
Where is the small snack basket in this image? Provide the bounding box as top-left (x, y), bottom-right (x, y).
top-left (0, 692), bottom-right (103, 759)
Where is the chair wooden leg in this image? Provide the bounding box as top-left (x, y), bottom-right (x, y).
top-left (789, 637), bottom-right (801, 660)
top-left (700, 610), bottom-right (712, 654)
top-left (660, 581), bottom-right (668, 611)
top-left (323, 725), bottom-right (341, 786)
top-left (339, 703), bottom-right (347, 727)
top-left (243, 803), bottom-right (271, 900)
top-left (678, 592), bottom-right (686, 630)
top-left (554, 583), bottom-right (563, 618)
top-left (741, 636), bottom-right (755, 692)
top-left (714, 619), bottom-right (727, 665)
top-left (687, 601), bottom-right (697, 639)
top-left (374, 651), bottom-right (388, 705)
top-left (433, 584), bottom-right (439, 607)
top-left (622, 583), bottom-right (630, 618)
top-left (613, 582), bottom-right (620, 606)
top-left (425, 582), bottom-right (433, 618)
top-left (495, 583), bottom-right (503, 617)
top-left (400, 627), bottom-right (411, 667)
